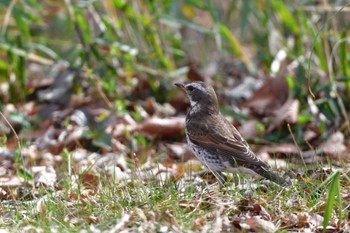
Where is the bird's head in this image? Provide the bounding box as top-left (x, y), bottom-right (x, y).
top-left (175, 81), bottom-right (219, 113)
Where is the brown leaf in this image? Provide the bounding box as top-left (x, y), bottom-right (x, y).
top-left (169, 91), bottom-right (189, 113)
top-left (259, 143), bottom-right (299, 156)
top-left (142, 97), bottom-right (175, 117)
top-left (164, 209), bottom-right (180, 228)
top-left (164, 143), bottom-right (195, 162)
top-left (280, 213), bottom-right (298, 227)
top-left (0, 187), bottom-right (10, 200)
top-left (88, 215), bottom-right (101, 224)
top-left (244, 77), bottom-right (289, 116)
top-left (268, 99), bottom-right (299, 132)
top-left (81, 173), bottom-right (99, 189)
top-left (187, 63), bottom-right (205, 82)
top-left (144, 97), bottom-right (156, 115)
top-left (138, 116), bottom-right (185, 139)
top-left (253, 204), bottom-right (271, 221)
top-left (296, 212), bottom-right (310, 228)
top-left (194, 217), bottom-right (205, 229)
top-left (131, 77), bottom-right (153, 100)
top-left (69, 192), bottom-right (78, 200)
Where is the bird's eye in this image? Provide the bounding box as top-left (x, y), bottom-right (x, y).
top-left (187, 86), bottom-right (194, 92)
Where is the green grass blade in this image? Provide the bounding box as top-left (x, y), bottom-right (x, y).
top-left (314, 37), bottom-right (328, 72)
top-left (16, 36), bottom-right (26, 95)
top-left (312, 170), bottom-right (338, 197)
top-left (339, 31), bottom-right (349, 77)
top-left (216, 23), bottom-right (250, 68)
top-left (0, 40), bottom-right (54, 65)
top-left (340, 31), bottom-right (350, 96)
top-left (323, 171), bottom-right (340, 232)
top-left (270, 0), bottom-right (300, 35)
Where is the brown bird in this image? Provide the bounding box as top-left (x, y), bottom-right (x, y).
top-left (175, 81), bottom-right (289, 186)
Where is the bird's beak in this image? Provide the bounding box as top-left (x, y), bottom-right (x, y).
top-left (174, 82), bottom-right (185, 90)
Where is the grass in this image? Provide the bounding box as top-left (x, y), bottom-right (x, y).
top-left (0, 163), bottom-right (347, 232)
top-left (1, 0), bottom-right (350, 232)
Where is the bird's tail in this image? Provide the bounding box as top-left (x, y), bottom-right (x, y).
top-left (255, 167), bottom-right (291, 186)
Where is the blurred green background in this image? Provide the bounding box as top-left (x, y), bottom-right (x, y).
top-left (1, 0), bottom-right (350, 149)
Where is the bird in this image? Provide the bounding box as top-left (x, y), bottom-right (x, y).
top-left (175, 81), bottom-right (289, 186)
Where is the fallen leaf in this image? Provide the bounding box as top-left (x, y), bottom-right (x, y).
top-left (246, 216), bottom-right (276, 233)
top-left (187, 63), bottom-right (205, 82)
top-left (300, 131), bottom-right (350, 164)
top-left (307, 96), bottom-right (329, 122)
top-left (0, 187), bottom-right (9, 200)
top-left (81, 173), bottom-right (99, 189)
top-left (268, 99), bottom-right (299, 132)
top-left (142, 98), bottom-right (176, 117)
top-left (194, 217), bottom-right (204, 229)
top-left (109, 212), bottom-right (132, 233)
top-left (280, 213), bottom-right (298, 227)
top-left (169, 91), bottom-right (189, 113)
top-left (244, 77), bottom-right (289, 116)
top-left (164, 209), bottom-right (180, 228)
top-left (164, 143), bottom-right (195, 162)
top-left (69, 192), bottom-right (78, 200)
top-left (34, 166), bottom-right (57, 187)
top-left (88, 215), bottom-right (101, 224)
top-left (296, 212), bottom-right (310, 228)
top-left (303, 130), bottom-right (318, 142)
top-left (258, 143), bottom-right (299, 156)
top-left (130, 208), bottom-right (146, 226)
top-left (107, 166), bottom-right (130, 182)
top-left (226, 76), bottom-right (263, 100)
top-left (238, 120), bottom-right (260, 139)
top-left (138, 116), bottom-right (185, 139)
top-left (318, 131), bottom-right (346, 155)
top-left (36, 198), bottom-right (47, 214)
top-left (0, 176), bottom-right (24, 190)
top-left (253, 204), bottom-right (271, 221)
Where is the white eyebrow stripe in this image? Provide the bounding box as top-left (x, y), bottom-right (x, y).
top-left (187, 83), bottom-right (208, 94)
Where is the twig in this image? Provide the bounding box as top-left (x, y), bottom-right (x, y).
top-left (287, 123), bottom-right (306, 167)
top-left (300, 6), bottom-right (350, 13)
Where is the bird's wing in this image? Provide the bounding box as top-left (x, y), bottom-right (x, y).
top-left (188, 120), bottom-right (268, 169)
